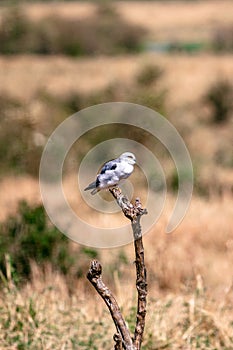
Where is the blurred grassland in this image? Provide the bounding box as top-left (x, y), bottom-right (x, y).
top-left (1, 195), bottom-right (233, 349)
top-left (0, 53), bottom-right (232, 194)
top-left (0, 4), bottom-right (146, 55)
top-left (0, 1), bottom-right (233, 349)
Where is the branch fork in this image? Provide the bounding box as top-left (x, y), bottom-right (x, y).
top-left (87, 186), bottom-right (148, 350)
top-left (109, 187), bottom-right (147, 226)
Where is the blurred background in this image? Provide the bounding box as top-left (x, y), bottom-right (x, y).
top-left (0, 1), bottom-right (233, 349)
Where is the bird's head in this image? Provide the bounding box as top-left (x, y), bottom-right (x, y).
top-left (119, 152), bottom-right (136, 165)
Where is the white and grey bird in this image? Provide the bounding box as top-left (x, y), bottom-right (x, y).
top-left (84, 152), bottom-right (136, 195)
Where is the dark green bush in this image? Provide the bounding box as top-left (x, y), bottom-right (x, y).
top-left (136, 64), bottom-right (164, 87)
top-left (204, 80), bottom-right (233, 123)
top-left (0, 96), bottom-right (42, 176)
top-left (0, 5), bottom-right (146, 56)
top-left (0, 8), bottom-right (31, 54)
top-left (0, 201), bottom-right (74, 283)
top-left (169, 167), bottom-right (194, 194)
top-left (132, 88), bottom-right (167, 115)
top-left (81, 247), bottom-right (99, 260)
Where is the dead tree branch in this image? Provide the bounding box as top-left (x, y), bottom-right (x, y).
top-left (109, 187), bottom-right (148, 350)
top-left (87, 186), bottom-right (147, 350)
top-left (87, 260), bottom-right (135, 350)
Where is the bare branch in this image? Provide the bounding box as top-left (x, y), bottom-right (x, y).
top-left (109, 187), bottom-right (147, 226)
top-left (109, 187), bottom-right (148, 350)
top-left (87, 186), bottom-right (147, 349)
top-left (87, 260), bottom-right (136, 350)
top-left (133, 230), bottom-right (147, 349)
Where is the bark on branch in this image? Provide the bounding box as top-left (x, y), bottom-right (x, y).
top-left (87, 260), bottom-right (135, 350)
top-left (87, 186), bottom-right (148, 350)
top-left (109, 187), bottom-right (148, 350)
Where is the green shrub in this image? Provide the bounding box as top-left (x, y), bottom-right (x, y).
top-left (169, 167), bottom-right (194, 193)
top-left (204, 79), bottom-right (233, 123)
top-left (0, 7), bottom-right (31, 54)
top-left (0, 201), bottom-right (74, 283)
top-left (0, 5), bottom-right (146, 56)
top-left (81, 247), bottom-right (99, 260)
top-left (136, 64), bottom-right (164, 87)
top-left (0, 96), bottom-right (42, 176)
top-left (132, 88), bottom-right (167, 115)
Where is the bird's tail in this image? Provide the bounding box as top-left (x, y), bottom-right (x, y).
top-left (90, 188), bottom-right (99, 195)
top-left (84, 181), bottom-right (99, 195)
top-left (84, 181), bottom-right (96, 191)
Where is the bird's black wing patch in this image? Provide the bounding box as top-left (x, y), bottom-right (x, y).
top-left (100, 162), bottom-right (117, 174)
top-left (96, 176), bottom-right (100, 187)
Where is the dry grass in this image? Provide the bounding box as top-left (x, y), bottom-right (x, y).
top-left (0, 1), bottom-right (232, 110)
top-left (12, 1), bottom-right (233, 41)
top-left (0, 189), bottom-right (233, 349)
top-left (0, 55), bottom-right (139, 101)
top-left (1, 175), bottom-right (233, 295)
top-left (0, 1), bottom-right (233, 348)
top-left (21, 2), bottom-right (95, 21)
top-left (1, 54), bottom-right (232, 192)
top-left (118, 0), bottom-right (233, 41)
top-left (1, 276), bottom-right (233, 349)
top-left (0, 53), bottom-right (233, 108)
top-left (0, 174), bottom-right (233, 289)
top-left (0, 176), bottom-right (40, 222)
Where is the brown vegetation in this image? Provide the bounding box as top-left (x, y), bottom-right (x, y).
top-left (16, 1), bottom-right (233, 42)
top-left (0, 193), bottom-right (233, 349)
top-left (0, 1), bottom-right (233, 349)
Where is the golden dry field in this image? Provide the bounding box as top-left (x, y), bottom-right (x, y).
top-left (1, 189), bottom-right (233, 349)
top-left (18, 0), bottom-right (233, 41)
top-left (0, 1), bottom-right (233, 349)
top-left (0, 53), bottom-right (233, 105)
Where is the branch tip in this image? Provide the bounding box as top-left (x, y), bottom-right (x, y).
top-left (87, 260), bottom-right (102, 279)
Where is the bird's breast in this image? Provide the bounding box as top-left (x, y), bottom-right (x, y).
top-left (118, 162), bottom-right (134, 176)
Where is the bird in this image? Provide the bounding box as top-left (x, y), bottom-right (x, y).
top-left (84, 152), bottom-right (136, 195)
